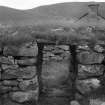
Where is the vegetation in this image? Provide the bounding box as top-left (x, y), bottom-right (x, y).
top-left (0, 25), bottom-right (105, 47)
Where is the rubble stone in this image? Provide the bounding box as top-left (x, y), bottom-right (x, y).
top-left (78, 64), bottom-right (105, 79)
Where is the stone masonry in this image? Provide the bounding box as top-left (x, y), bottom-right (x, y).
top-left (0, 39), bottom-right (105, 105)
top-left (75, 44), bottom-right (105, 105)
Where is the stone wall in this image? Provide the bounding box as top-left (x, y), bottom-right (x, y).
top-left (0, 41), bottom-right (39, 105)
top-left (0, 39), bottom-right (105, 105)
top-left (75, 44), bottom-right (105, 105)
top-left (40, 44), bottom-right (105, 105)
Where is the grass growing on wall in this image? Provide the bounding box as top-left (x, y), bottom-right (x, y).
top-left (0, 25), bottom-right (105, 47)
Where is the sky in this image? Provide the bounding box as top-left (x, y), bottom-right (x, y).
top-left (0, 0), bottom-right (104, 10)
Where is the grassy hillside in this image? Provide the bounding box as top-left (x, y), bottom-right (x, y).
top-left (0, 2), bottom-right (105, 26)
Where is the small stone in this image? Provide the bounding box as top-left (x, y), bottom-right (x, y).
top-left (77, 51), bottom-right (104, 64)
top-left (44, 46), bottom-right (54, 51)
top-left (19, 76), bottom-right (38, 90)
top-left (18, 42), bottom-right (38, 57)
top-left (17, 58), bottom-right (37, 66)
top-left (0, 56), bottom-right (15, 64)
top-left (94, 44), bottom-right (105, 53)
top-left (76, 78), bottom-right (100, 94)
top-left (43, 57), bottom-right (50, 61)
top-left (52, 48), bottom-right (64, 55)
top-left (2, 66), bottom-right (37, 79)
top-left (78, 64), bottom-right (105, 79)
top-left (10, 90), bottom-right (39, 103)
top-left (70, 100), bottom-right (80, 105)
top-left (2, 80), bottom-right (18, 86)
top-left (43, 52), bottom-right (55, 57)
top-left (51, 56), bottom-right (63, 61)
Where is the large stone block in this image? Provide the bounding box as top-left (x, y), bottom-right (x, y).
top-left (2, 66), bottom-right (36, 79)
top-left (77, 51), bottom-right (104, 64)
top-left (18, 42), bottom-right (38, 57)
top-left (56, 45), bottom-right (69, 51)
top-left (77, 44), bottom-right (90, 51)
top-left (3, 46), bottom-right (19, 56)
top-left (10, 90), bottom-right (39, 103)
top-left (70, 100), bottom-right (80, 105)
top-left (78, 64), bottom-right (105, 79)
top-left (3, 42), bottom-right (38, 57)
top-left (2, 80), bottom-right (18, 86)
top-left (76, 78), bottom-right (100, 95)
top-left (19, 76), bottom-right (38, 91)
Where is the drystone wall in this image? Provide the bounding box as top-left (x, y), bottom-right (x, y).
top-left (41, 44), bottom-right (105, 105)
top-left (75, 44), bottom-right (105, 105)
top-left (0, 39), bottom-right (105, 105)
top-left (0, 41), bottom-right (39, 105)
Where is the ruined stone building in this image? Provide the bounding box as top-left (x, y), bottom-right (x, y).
top-left (1, 2), bottom-right (105, 105)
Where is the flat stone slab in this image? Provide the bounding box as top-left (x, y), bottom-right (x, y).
top-left (78, 64), bottom-right (105, 79)
top-left (2, 66), bottom-right (36, 79)
top-left (77, 51), bottom-right (104, 64)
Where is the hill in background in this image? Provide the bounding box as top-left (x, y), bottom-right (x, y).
top-left (0, 2), bottom-right (105, 26)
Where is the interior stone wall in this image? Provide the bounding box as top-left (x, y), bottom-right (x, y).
top-left (40, 45), bottom-right (71, 105)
